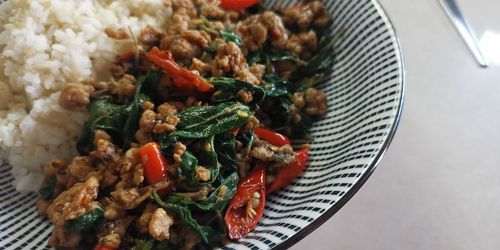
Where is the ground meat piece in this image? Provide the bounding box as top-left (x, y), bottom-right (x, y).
top-left (285, 30), bottom-right (318, 59)
top-left (235, 67), bottom-right (261, 85)
top-left (105, 27), bottom-right (130, 40)
top-left (165, 37), bottom-right (202, 64)
top-left (200, 2), bottom-right (226, 20)
top-left (249, 63), bottom-right (266, 82)
top-left (112, 74), bottom-right (136, 101)
top-left (37, 199), bottom-right (50, 216)
top-left (261, 11), bottom-right (289, 48)
top-left (153, 103), bottom-right (180, 134)
top-left (292, 92), bottom-right (306, 109)
top-left (304, 87), bottom-right (328, 116)
top-left (100, 168), bottom-right (118, 189)
top-left (283, 1), bottom-right (332, 30)
top-left (66, 156), bottom-right (92, 181)
top-left (94, 130), bottom-right (112, 145)
top-left (139, 110), bottom-right (156, 132)
top-left (149, 208), bottom-right (174, 241)
top-left (195, 166), bottom-right (211, 182)
top-left (190, 58), bottom-right (211, 75)
top-left (116, 162), bottom-right (144, 190)
top-left (212, 42), bottom-right (246, 76)
top-left (48, 226), bottom-right (82, 248)
top-left (251, 139), bottom-right (296, 166)
top-left (173, 142), bottom-right (187, 163)
top-left (111, 183), bottom-right (169, 210)
top-left (137, 212), bottom-right (152, 234)
top-left (237, 89), bottom-right (253, 104)
top-left (43, 159), bottom-right (66, 178)
top-left (165, 0), bottom-right (197, 17)
top-left (103, 200), bottom-right (126, 221)
top-left (142, 101), bottom-right (155, 110)
top-left (139, 25), bottom-right (164, 46)
top-left (243, 115), bottom-right (260, 131)
top-left (47, 176), bottom-right (99, 226)
top-left (91, 139), bottom-right (120, 162)
top-left (98, 217), bottom-right (134, 249)
top-left (237, 15), bottom-right (268, 52)
top-left (166, 14), bottom-right (190, 35)
top-left (59, 83), bottom-right (95, 111)
top-left (181, 30), bottom-right (210, 48)
top-left (136, 110), bottom-right (156, 144)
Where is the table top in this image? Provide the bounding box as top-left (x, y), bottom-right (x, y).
top-left (292, 0), bottom-right (500, 249)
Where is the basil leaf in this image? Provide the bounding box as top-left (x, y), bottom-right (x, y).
top-left (236, 131), bottom-right (255, 154)
top-left (178, 151), bottom-right (199, 185)
top-left (76, 96), bottom-right (128, 154)
top-left (214, 133), bottom-right (238, 177)
top-left (210, 77), bottom-right (266, 108)
top-left (173, 102), bottom-right (252, 139)
top-left (132, 240), bottom-right (154, 250)
top-left (248, 49), bottom-right (299, 65)
top-left (123, 76), bottom-right (146, 146)
top-left (219, 28), bottom-right (243, 46)
top-left (164, 172), bottom-right (239, 212)
top-left (66, 206), bottom-right (104, 233)
top-left (152, 192), bottom-right (219, 244)
top-left (261, 74), bottom-right (295, 97)
top-left (38, 175), bottom-right (57, 199)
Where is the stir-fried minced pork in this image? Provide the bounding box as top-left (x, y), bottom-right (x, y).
top-left (38, 1), bottom-right (333, 249)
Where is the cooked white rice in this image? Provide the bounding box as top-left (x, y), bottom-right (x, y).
top-left (0, 0), bottom-right (171, 191)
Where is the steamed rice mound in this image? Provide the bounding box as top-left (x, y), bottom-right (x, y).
top-left (0, 0), bottom-right (171, 191)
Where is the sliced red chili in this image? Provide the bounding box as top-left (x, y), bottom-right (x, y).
top-left (268, 148), bottom-right (309, 194)
top-left (146, 47), bottom-right (213, 93)
top-left (225, 163), bottom-right (266, 239)
top-left (254, 128), bottom-right (291, 147)
top-left (220, 0), bottom-right (259, 10)
top-left (139, 142), bottom-right (168, 185)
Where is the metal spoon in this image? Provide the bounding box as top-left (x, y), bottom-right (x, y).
top-left (439, 0), bottom-right (488, 68)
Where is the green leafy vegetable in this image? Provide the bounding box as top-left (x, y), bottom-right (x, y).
top-left (66, 206), bottom-right (104, 233)
top-left (248, 49), bottom-right (300, 65)
top-left (168, 172), bottom-right (239, 212)
top-left (76, 96), bottom-right (129, 154)
top-left (210, 77), bottom-right (266, 107)
top-left (152, 192), bottom-right (217, 244)
top-left (38, 175), bottom-right (57, 199)
top-left (219, 28), bottom-right (243, 46)
top-left (261, 74), bottom-right (296, 97)
top-left (123, 76), bottom-right (145, 146)
top-left (198, 136), bottom-right (218, 169)
top-left (236, 131), bottom-right (255, 154)
top-left (173, 102), bottom-right (252, 139)
top-left (214, 133), bottom-right (238, 177)
top-left (132, 240), bottom-right (154, 250)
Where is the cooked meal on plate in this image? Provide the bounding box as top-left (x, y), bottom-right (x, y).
top-left (0, 0), bottom-right (337, 249)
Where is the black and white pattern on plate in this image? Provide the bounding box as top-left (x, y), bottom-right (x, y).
top-left (0, 0), bottom-right (405, 249)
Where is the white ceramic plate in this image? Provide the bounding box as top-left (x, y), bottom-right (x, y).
top-left (0, 0), bottom-right (405, 249)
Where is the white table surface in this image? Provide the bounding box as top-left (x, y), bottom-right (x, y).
top-left (292, 0), bottom-right (500, 249)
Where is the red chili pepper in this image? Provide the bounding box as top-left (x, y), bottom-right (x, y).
top-left (267, 148), bottom-right (309, 194)
top-left (225, 163), bottom-right (266, 239)
top-left (139, 142), bottom-right (168, 185)
top-left (254, 128), bottom-right (291, 147)
top-left (94, 244), bottom-right (113, 250)
top-left (220, 0), bottom-right (259, 10)
top-left (146, 47), bottom-right (213, 93)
